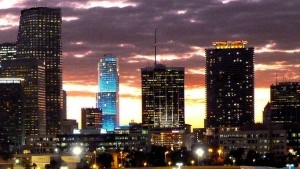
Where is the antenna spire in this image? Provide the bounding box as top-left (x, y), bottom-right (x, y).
top-left (154, 28), bottom-right (157, 66)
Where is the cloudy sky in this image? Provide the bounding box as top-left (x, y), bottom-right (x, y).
top-left (1, 0), bottom-right (300, 128)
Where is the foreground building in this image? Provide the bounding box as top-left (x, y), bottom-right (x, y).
top-left (205, 41), bottom-right (254, 128)
top-left (17, 7), bottom-right (63, 135)
top-left (97, 55), bottom-right (119, 132)
top-left (264, 82), bottom-right (300, 124)
top-left (141, 64), bottom-right (185, 128)
top-left (0, 59), bottom-right (46, 137)
top-left (0, 78), bottom-right (24, 148)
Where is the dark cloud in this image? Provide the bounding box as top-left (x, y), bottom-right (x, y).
top-left (0, 0), bottom-right (299, 92)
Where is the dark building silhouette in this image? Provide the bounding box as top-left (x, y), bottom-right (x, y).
top-left (141, 64), bottom-right (185, 128)
top-left (81, 108), bottom-right (102, 129)
top-left (17, 7), bottom-right (63, 135)
top-left (263, 82), bottom-right (300, 124)
top-left (0, 59), bottom-right (46, 137)
top-left (0, 78), bottom-right (24, 149)
top-left (205, 41), bottom-right (254, 128)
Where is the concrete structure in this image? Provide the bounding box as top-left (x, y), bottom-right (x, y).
top-left (205, 41), bottom-right (254, 128)
top-left (17, 7), bottom-right (63, 135)
top-left (141, 64), bottom-right (185, 128)
top-left (264, 82), bottom-right (300, 124)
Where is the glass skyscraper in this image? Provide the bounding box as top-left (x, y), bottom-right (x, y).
top-left (97, 55), bottom-right (119, 132)
top-left (141, 64), bottom-right (185, 128)
top-left (17, 7), bottom-right (63, 135)
top-left (205, 41), bottom-right (254, 128)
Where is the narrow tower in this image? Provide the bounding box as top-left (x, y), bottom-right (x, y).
top-left (97, 55), bottom-right (119, 132)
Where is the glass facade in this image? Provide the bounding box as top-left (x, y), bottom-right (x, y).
top-left (97, 55), bottom-right (119, 132)
top-left (17, 7), bottom-right (62, 135)
top-left (141, 64), bottom-right (185, 128)
top-left (205, 41), bottom-right (254, 128)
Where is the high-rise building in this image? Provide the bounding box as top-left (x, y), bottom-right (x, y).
top-left (17, 7), bottom-right (63, 135)
top-left (0, 78), bottom-right (24, 148)
top-left (81, 108), bottom-right (102, 129)
top-left (0, 59), bottom-right (46, 136)
top-left (263, 82), bottom-right (300, 124)
top-left (97, 55), bottom-right (119, 132)
top-left (205, 41), bottom-right (254, 128)
top-left (141, 64), bottom-right (185, 128)
top-left (0, 43), bottom-right (17, 64)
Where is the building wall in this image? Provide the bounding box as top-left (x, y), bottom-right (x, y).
top-left (0, 59), bottom-right (46, 136)
top-left (0, 78), bottom-right (24, 148)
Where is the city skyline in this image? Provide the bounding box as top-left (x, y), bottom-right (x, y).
top-left (0, 1), bottom-right (300, 128)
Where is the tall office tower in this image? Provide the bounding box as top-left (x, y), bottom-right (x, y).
top-left (0, 78), bottom-right (24, 149)
top-left (81, 108), bottom-right (102, 129)
top-left (205, 41), bottom-right (254, 128)
top-left (141, 64), bottom-right (185, 128)
top-left (97, 55), bottom-right (119, 132)
top-left (263, 82), bottom-right (300, 124)
top-left (0, 59), bottom-right (46, 136)
top-left (0, 43), bottom-right (16, 64)
top-left (17, 7), bottom-right (62, 135)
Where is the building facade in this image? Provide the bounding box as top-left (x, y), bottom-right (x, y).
top-left (0, 78), bottom-right (24, 148)
top-left (264, 82), bottom-right (300, 124)
top-left (0, 59), bottom-right (46, 137)
top-left (81, 108), bottom-right (102, 129)
top-left (97, 55), bottom-right (119, 132)
top-left (0, 43), bottom-right (16, 64)
top-left (17, 7), bottom-right (63, 135)
top-left (141, 64), bottom-right (185, 128)
top-left (205, 41), bottom-right (254, 128)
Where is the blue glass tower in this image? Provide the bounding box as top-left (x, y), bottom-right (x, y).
top-left (97, 55), bottom-right (119, 132)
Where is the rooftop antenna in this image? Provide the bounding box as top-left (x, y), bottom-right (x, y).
top-left (154, 28), bottom-right (157, 66)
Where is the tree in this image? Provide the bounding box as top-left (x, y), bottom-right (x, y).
top-left (97, 152), bottom-right (113, 168)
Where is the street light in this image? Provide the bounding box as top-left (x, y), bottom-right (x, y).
top-left (196, 148), bottom-right (204, 166)
top-left (191, 160), bottom-right (194, 166)
top-left (72, 146), bottom-right (82, 156)
top-left (93, 151), bottom-right (97, 169)
top-left (218, 149), bottom-right (222, 157)
top-left (165, 151), bottom-right (169, 164)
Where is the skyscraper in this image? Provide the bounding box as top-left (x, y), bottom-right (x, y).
top-left (0, 78), bottom-right (24, 149)
top-left (97, 55), bottom-right (119, 132)
top-left (141, 64), bottom-right (185, 128)
top-left (205, 41), bottom-right (254, 128)
top-left (263, 82), bottom-right (300, 124)
top-left (17, 7), bottom-right (62, 135)
top-left (0, 59), bottom-right (46, 136)
top-left (0, 43), bottom-right (16, 64)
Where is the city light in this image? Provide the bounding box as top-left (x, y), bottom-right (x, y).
top-left (196, 148), bottom-right (204, 166)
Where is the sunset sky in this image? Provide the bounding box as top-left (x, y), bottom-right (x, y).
top-left (1, 0), bottom-right (299, 129)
